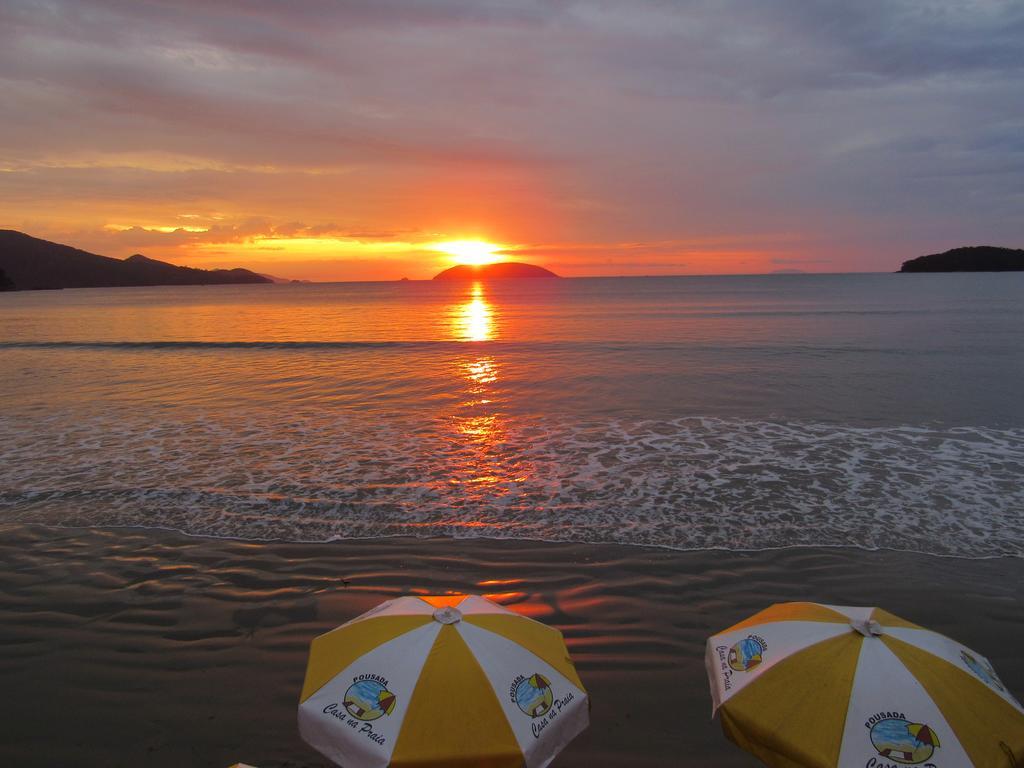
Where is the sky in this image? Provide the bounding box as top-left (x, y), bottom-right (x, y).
top-left (1, 0), bottom-right (1023, 280)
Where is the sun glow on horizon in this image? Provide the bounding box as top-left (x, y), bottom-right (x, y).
top-left (430, 240), bottom-right (502, 266)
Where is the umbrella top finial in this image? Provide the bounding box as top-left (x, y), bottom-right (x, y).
top-left (433, 606), bottom-right (463, 625)
top-left (850, 618), bottom-right (883, 637)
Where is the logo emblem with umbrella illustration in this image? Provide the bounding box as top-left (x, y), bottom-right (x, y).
top-left (869, 717), bottom-right (940, 764)
top-left (960, 650), bottom-right (1006, 693)
top-left (727, 636), bottom-right (766, 672)
top-left (514, 673), bottom-right (554, 718)
top-left (342, 679), bottom-right (397, 722)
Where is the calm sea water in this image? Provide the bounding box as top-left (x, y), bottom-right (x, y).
top-left (1, 274), bottom-right (1022, 556)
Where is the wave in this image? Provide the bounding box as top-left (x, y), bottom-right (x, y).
top-left (0, 340), bottom-right (467, 350)
top-left (0, 339), bottom-right (972, 356)
top-left (1, 414), bottom-right (1021, 559)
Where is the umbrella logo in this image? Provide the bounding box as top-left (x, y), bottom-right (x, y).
top-left (959, 650), bottom-right (1006, 692)
top-left (343, 678), bottom-right (397, 722)
top-left (513, 673), bottom-right (554, 718)
top-left (727, 635), bottom-right (766, 672)
top-left (868, 716), bottom-right (940, 764)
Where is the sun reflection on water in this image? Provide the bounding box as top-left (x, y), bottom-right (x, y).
top-left (448, 352), bottom-right (513, 486)
top-left (439, 282), bottom-right (534, 498)
top-left (464, 357), bottom-right (497, 385)
top-left (454, 282), bottom-right (494, 341)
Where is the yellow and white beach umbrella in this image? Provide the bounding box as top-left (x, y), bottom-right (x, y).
top-left (706, 602), bottom-right (1024, 767)
top-left (299, 594), bottom-right (589, 768)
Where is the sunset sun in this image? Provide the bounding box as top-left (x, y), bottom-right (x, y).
top-left (431, 240), bottom-right (502, 266)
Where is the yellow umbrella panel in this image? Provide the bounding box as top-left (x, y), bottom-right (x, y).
top-left (299, 595), bottom-right (589, 768)
top-left (705, 602), bottom-right (1024, 767)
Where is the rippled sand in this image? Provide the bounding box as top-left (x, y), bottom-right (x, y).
top-left (1, 524), bottom-right (1022, 767)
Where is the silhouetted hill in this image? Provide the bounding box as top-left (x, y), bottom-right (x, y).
top-left (900, 246), bottom-right (1024, 273)
top-left (0, 230), bottom-right (271, 290)
top-left (0, 267), bottom-right (15, 291)
top-left (433, 262), bottom-right (558, 280)
top-left (257, 272), bottom-right (310, 284)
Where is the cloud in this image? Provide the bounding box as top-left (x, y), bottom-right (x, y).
top-left (1, 0), bottom-right (1022, 277)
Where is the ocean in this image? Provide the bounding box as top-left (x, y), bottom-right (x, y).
top-left (2, 272), bottom-right (1022, 557)
top-left (3, 272), bottom-right (1024, 767)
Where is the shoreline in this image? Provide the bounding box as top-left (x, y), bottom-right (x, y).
top-left (1, 523), bottom-right (1022, 767)
top-left (19, 520), bottom-right (1024, 563)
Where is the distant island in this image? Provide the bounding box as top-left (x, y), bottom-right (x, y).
top-left (258, 272), bottom-right (311, 284)
top-left (433, 262), bottom-right (558, 280)
top-left (0, 229), bottom-right (271, 290)
top-left (900, 246), bottom-right (1024, 273)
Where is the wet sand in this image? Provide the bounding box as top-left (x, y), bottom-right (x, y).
top-left (1, 523), bottom-right (1022, 767)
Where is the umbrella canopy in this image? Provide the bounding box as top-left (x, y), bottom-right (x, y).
top-left (299, 594), bottom-right (588, 768)
top-left (706, 602), bottom-right (1024, 767)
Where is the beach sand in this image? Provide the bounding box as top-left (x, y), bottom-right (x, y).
top-left (1, 523), bottom-right (1022, 767)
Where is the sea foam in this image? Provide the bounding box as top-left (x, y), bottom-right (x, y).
top-left (2, 413), bottom-right (1021, 558)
